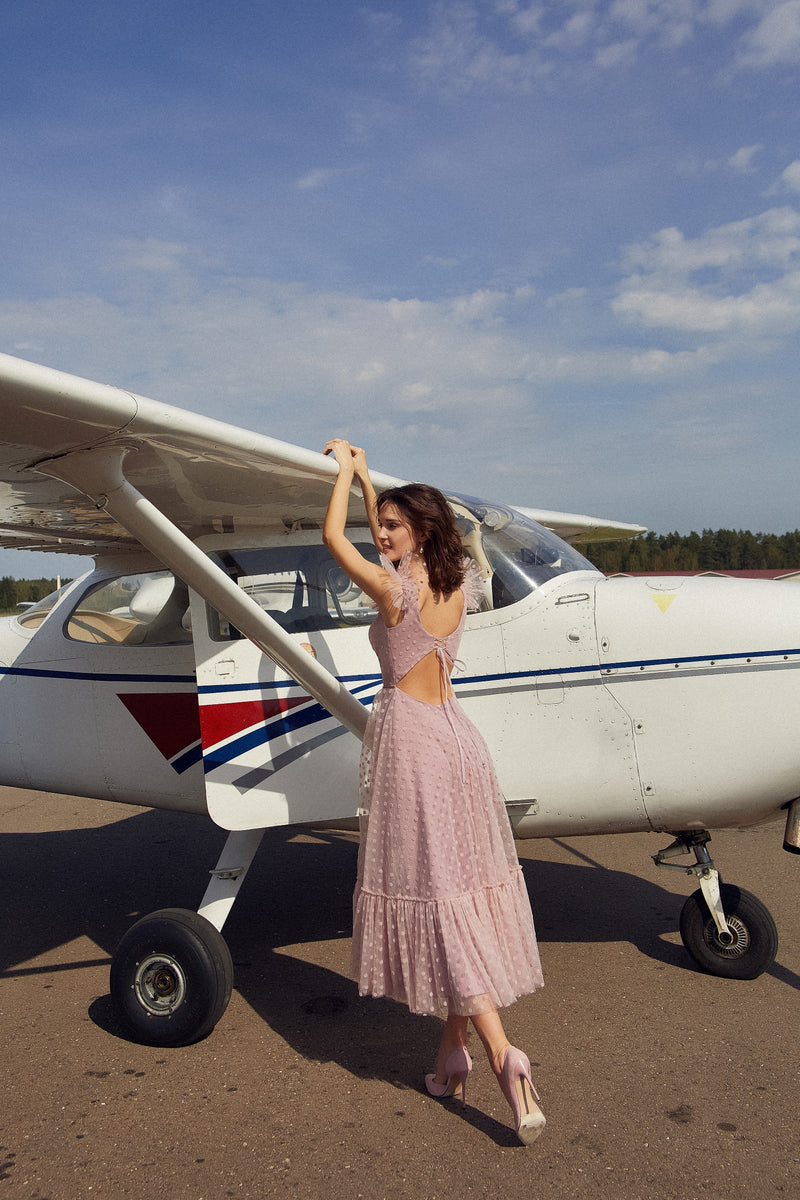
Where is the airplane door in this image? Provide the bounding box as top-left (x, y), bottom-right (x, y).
top-left (190, 537), bottom-right (380, 832)
top-left (460, 576), bottom-right (650, 837)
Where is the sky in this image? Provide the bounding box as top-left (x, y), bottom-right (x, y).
top-left (1, 0), bottom-right (800, 579)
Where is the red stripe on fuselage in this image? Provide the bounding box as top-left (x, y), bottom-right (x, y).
top-left (198, 694), bottom-right (311, 748)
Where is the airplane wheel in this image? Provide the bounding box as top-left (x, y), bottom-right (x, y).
top-left (679, 884), bottom-right (778, 980)
top-left (110, 908), bottom-right (234, 1046)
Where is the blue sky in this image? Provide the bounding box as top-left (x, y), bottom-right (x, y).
top-left (2, 0), bottom-right (800, 578)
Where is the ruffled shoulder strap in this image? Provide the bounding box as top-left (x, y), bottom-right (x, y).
top-left (461, 556), bottom-right (487, 611)
top-left (379, 551), bottom-right (419, 612)
top-left (381, 553), bottom-right (484, 612)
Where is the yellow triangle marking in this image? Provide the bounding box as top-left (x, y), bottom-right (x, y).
top-left (653, 594), bottom-right (676, 614)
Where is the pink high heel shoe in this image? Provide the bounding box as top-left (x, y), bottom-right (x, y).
top-left (425, 1046), bottom-right (473, 1106)
top-left (499, 1046), bottom-right (546, 1144)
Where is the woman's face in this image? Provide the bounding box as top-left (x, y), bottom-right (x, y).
top-left (377, 502), bottom-right (418, 563)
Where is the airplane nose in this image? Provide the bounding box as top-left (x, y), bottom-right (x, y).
top-left (595, 573), bottom-right (800, 834)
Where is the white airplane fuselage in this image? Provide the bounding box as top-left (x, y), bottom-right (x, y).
top-left (1, 544), bottom-right (798, 843)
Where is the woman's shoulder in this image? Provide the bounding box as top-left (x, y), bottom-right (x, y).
top-left (379, 552), bottom-right (419, 612)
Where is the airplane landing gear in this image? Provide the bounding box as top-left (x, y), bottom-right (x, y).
top-left (653, 831), bottom-right (778, 980)
top-left (110, 909), bottom-right (234, 1046)
top-left (110, 828), bottom-right (265, 1045)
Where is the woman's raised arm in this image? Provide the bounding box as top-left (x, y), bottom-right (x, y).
top-left (352, 446), bottom-right (382, 552)
top-left (322, 439), bottom-right (389, 604)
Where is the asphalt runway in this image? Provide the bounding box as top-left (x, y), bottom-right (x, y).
top-left (1, 784), bottom-right (798, 1200)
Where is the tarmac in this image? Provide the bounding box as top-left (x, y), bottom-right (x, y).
top-left (1, 783), bottom-right (798, 1200)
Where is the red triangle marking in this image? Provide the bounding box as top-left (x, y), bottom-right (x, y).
top-left (118, 692), bottom-right (201, 761)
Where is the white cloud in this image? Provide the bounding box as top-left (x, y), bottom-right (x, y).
top-left (614, 275), bottom-right (800, 332)
top-left (410, 2), bottom-right (537, 93)
top-left (607, 0), bottom-right (696, 48)
top-left (776, 159), bottom-right (800, 193)
top-left (728, 143), bottom-right (762, 172)
top-left (594, 38), bottom-right (639, 67)
top-left (736, 0), bottom-right (800, 66)
top-left (408, 0), bottom-right (800, 93)
top-left (542, 9), bottom-right (595, 50)
top-left (448, 288), bottom-right (509, 322)
top-left (614, 207), bottom-right (800, 333)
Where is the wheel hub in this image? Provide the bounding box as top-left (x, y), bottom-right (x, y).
top-left (134, 953), bottom-right (187, 1015)
top-left (703, 914), bottom-right (749, 959)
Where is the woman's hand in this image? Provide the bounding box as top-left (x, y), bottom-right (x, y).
top-left (351, 445), bottom-right (369, 479)
top-left (323, 438), bottom-right (360, 475)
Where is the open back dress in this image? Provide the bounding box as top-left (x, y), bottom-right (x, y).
top-left (351, 553), bottom-right (543, 1017)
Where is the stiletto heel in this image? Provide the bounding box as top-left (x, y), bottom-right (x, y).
top-left (425, 1046), bottom-right (473, 1106)
top-left (499, 1046), bottom-right (546, 1144)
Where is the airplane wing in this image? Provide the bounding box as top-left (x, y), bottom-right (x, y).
top-left (0, 351), bottom-right (644, 555)
top-left (0, 351), bottom-right (406, 555)
top-left (512, 507), bottom-right (646, 544)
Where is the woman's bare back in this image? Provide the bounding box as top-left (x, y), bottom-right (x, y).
top-left (380, 582), bottom-right (464, 706)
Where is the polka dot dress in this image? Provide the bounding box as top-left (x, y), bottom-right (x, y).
top-left (351, 555), bottom-right (543, 1017)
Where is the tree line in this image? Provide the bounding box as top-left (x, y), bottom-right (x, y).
top-left (581, 529), bottom-right (800, 574)
top-left (0, 576), bottom-right (64, 614)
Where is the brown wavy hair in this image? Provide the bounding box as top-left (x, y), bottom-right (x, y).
top-left (377, 484), bottom-right (464, 599)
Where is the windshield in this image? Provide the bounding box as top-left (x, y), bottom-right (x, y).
top-left (449, 492), bottom-right (599, 607)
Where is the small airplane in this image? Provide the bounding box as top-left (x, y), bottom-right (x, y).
top-left (1, 351), bottom-right (797, 1047)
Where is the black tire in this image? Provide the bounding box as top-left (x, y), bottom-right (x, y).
top-left (679, 884), bottom-right (778, 980)
top-left (110, 908), bottom-right (234, 1046)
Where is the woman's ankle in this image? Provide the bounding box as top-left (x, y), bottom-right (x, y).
top-left (488, 1039), bottom-right (511, 1078)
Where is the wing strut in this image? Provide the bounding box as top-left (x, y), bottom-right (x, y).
top-left (34, 444), bottom-right (369, 740)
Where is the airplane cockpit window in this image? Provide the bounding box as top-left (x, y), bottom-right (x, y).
top-left (208, 543), bottom-right (381, 639)
top-left (449, 493), bottom-right (599, 608)
top-left (65, 571), bottom-right (193, 645)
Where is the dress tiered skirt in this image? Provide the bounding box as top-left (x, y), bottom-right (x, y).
top-left (351, 686), bottom-right (543, 1016)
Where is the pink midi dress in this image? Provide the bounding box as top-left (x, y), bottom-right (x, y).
top-left (351, 553), bottom-right (543, 1017)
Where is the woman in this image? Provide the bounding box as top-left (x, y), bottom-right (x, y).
top-left (322, 438), bottom-right (546, 1144)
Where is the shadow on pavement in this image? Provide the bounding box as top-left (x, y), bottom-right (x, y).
top-left (3, 805), bottom-right (795, 1084)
